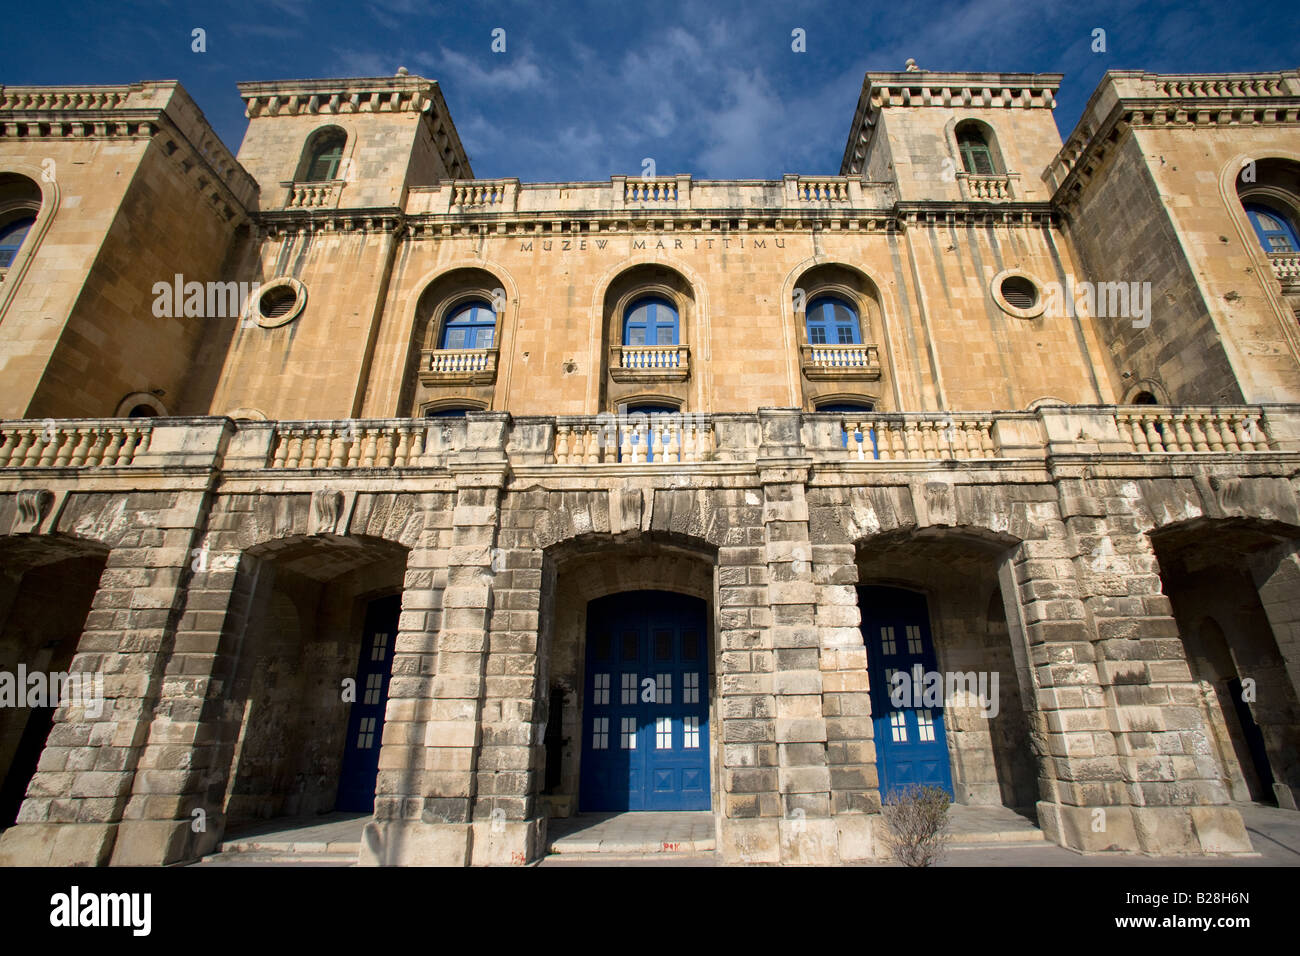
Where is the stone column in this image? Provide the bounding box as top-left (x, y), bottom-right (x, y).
top-left (362, 412), bottom-right (511, 865)
top-left (468, 529), bottom-right (546, 866)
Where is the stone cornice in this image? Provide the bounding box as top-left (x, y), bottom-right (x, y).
top-left (250, 201), bottom-right (1064, 239)
top-left (236, 74), bottom-right (472, 179)
top-left (0, 80), bottom-right (258, 222)
top-left (1047, 70), bottom-right (1300, 210)
top-left (840, 71), bottom-right (1063, 176)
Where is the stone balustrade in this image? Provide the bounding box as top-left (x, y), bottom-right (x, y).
top-left (624, 178), bottom-right (679, 202)
top-left (1269, 252), bottom-right (1300, 284)
top-left (959, 173), bottom-right (1012, 200)
top-left (283, 181), bottom-right (340, 208)
top-left (418, 348), bottom-right (498, 385)
top-left (267, 420), bottom-right (462, 468)
top-left (553, 414), bottom-right (715, 464)
top-left (1113, 408), bottom-right (1273, 453)
top-left (451, 182), bottom-right (508, 206)
top-left (837, 414), bottom-right (998, 461)
top-left (0, 405), bottom-right (1294, 478)
top-left (792, 177), bottom-right (850, 202)
top-left (0, 422), bottom-right (153, 467)
top-left (800, 343), bottom-right (881, 380)
top-left (608, 345), bottom-right (690, 382)
top-left (617, 345), bottom-right (686, 369)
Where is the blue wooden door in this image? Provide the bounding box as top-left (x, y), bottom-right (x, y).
top-left (860, 586), bottom-right (954, 798)
top-left (336, 594), bottom-right (400, 813)
top-left (580, 591), bottom-right (710, 811)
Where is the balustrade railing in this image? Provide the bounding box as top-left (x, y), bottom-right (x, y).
top-left (283, 181), bottom-right (340, 208)
top-left (959, 174), bottom-right (1011, 200)
top-left (268, 421), bottom-right (453, 468)
top-left (1268, 252), bottom-right (1300, 284)
top-left (793, 178), bottom-right (850, 202)
top-left (0, 405), bottom-right (1289, 474)
top-left (1112, 409), bottom-right (1272, 453)
top-left (553, 415), bottom-right (714, 464)
top-left (451, 182), bottom-right (507, 206)
top-left (839, 414), bottom-right (997, 461)
top-left (0, 422), bottom-right (152, 467)
top-left (624, 179), bottom-right (678, 202)
top-left (618, 345), bottom-right (686, 370)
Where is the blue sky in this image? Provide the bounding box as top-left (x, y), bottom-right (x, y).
top-left (2, 0), bottom-right (1297, 181)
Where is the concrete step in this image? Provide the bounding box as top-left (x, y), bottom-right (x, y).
top-left (948, 829), bottom-right (1046, 845)
top-left (195, 849), bottom-right (357, 866)
top-left (214, 838), bottom-right (362, 855)
top-left (547, 834), bottom-right (715, 855)
top-left (540, 851), bottom-right (718, 866)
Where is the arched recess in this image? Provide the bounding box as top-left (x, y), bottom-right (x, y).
top-left (294, 125), bottom-right (351, 183)
top-left (400, 265), bottom-right (515, 415)
top-left (854, 525), bottom-right (1043, 817)
top-left (782, 257), bottom-right (900, 411)
top-left (1149, 516), bottom-right (1300, 809)
top-left (0, 533), bottom-right (109, 830)
top-left (599, 263), bottom-right (697, 413)
top-left (537, 531), bottom-right (719, 818)
top-left (196, 532), bottom-right (412, 840)
top-left (949, 118), bottom-right (1008, 176)
top-left (114, 392), bottom-right (168, 418)
top-left (0, 167), bottom-right (59, 325)
top-left (589, 254), bottom-right (711, 413)
top-left (1220, 152), bottom-right (1300, 360)
top-left (1122, 379), bottom-right (1168, 405)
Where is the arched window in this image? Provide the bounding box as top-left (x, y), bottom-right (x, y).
top-left (302, 130), bottom-right (346, 182)
top-left (0, 214), bottom-right (35, 269)
top-left (1244, 202), bottom-right (1300, 254)
top-left (956, 123), bottom-right (996, 175)
top-left (1131, 391), bottom-right (1159, 405)
top-left (623, 296), bottom-right (678, 346)
top-left (438, 300), bottom-right (496, 349)
top-left (805, 296), bottom-right (861, 345)
top-left (425, 407), bottom-right (470, 418)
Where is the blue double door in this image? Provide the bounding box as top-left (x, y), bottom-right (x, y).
top-left (580, 591), bottom-right (711, 811)
top-left (336, 594), bottom-right (400, 813)
top-left (860, 586), bottom-right (954, 798)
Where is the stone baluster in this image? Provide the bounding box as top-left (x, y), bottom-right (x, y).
top-left (0, 430), bottom-right (27, 466)
top-left (116, 427), bottom-right (142, 465)
top-left (85, 428), bottom-right (109, 466)
top-left (51, 429), bottom-right (77, 467)
top-left (1172, 415), bottom-right (1194, 452)
top-left (1142, 416), bottom-right (1164, 452)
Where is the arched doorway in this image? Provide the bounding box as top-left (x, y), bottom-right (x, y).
top-left (1152, 518), bottom-right (1300, 808)
top-left (0, 538), bottom-right (107, 829)
top-left (579, 590), bottom-right (710, 811)
top-left (539, 534), bottom-right (718, 820)
top-left (856, 528), bottom-right (1041, 816)
top-left (214, 535), bottom-right (408, 831)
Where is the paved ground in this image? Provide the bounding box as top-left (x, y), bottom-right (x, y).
top-left (187, 802), bottom-right (1300, 867)
top-left (189, 811), bottom-right (366, 866)
top-left (546, 811), bottom-right (715, 854)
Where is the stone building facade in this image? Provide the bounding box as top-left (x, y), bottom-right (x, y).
top-left (0, 66), bottom-right (1297, 866)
